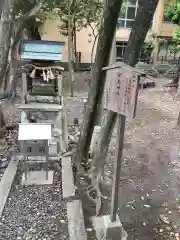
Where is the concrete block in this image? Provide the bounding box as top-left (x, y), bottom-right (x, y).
top-left (18, 103), bottom-right (62, 112)
top-left (91, 215), bottom-right (127, 240)
top-left (67, 200), bottom-right (87, 240)
top-left (61, 157), bottom-right (75, 199)
top-left (0, 157), bottom-right (19, 217)
top-left (27, 156), bottom-right (59, 163)
top-left (21, 170), bottom-right (53, 185)
top-left (49, 139), bottom-right (58, 156)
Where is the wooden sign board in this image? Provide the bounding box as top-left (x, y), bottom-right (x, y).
top-left (104, 66), bottom-right (140, 119)
top-left (21, 140), bottom-right (48, 157)
top-left (18, 123), bottom-right (51, 157)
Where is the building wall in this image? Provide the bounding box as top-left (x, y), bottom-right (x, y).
top-left (151, 0), bottom-right (164, 35)
top-left (159, 23), bottom-right (177, 37)
top-left (40, 0), bottom-right (177, 63)
top-left (40, 19), bottom-right (98, 63)
top-left (116, 28), bottom-right (131, 41)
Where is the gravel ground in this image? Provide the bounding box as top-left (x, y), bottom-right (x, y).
top-left (0, 162), bottom-right (68, 240)
top-left (0, 85), bottom-right (69, 240)
top-left (2, 74), bottom-right (178, 240)
top-left (0, 93), bottom-right (20, 182)
top-left (63, 76), bottom-right (180, 239)
top-left (102, 80), bottom-right (180, 239)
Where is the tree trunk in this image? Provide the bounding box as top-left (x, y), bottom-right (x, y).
top-left (90, 111), bottom-right (117, 180)
top-left (96, 29), bottom-right (117, 125)
top-left (91, 34), bottom-right (98, 66)
top-left (0, 108), bottom-right (5, 128)
top-left (0, 22), bottom-right (14, 94)
top-left (173, 58), bottom-right (180, 85)
top-left (11, 1), bottom-right (42, 52)
top-left (0, 1), bottom-right (42, 98)
top-left (68, 4), bottom-right (75, 97)
top-left (26, 18), bottom-right (41, 40)
top-left (89, 0), bottom-right (159, 182)
top-left (73, 19), bottom-right (77, 71)
top-left (89, 34), bottom-right (99, 88)
top-left (0, 0), bottom-right (5, 20)
top-left (75, 0), bottom-right (124, 166)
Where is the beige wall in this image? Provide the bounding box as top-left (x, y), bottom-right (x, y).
top-left (152, 0), bottom-right (177, 37)
top-left (116, 28), bottom-right (131, 41)
top-left (40, 0), bottom-right (176, 63)
top-left (40, 18), bottom-right (132, 62)
top-left (159, 23), bottom-right (177, 37)
top-left (40, 19), bottom-right (98, 63)
top-left (152, 0), bottom-right (164, 35)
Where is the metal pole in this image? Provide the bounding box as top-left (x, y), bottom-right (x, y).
top-left (110, 114), bottom-right (126, 222)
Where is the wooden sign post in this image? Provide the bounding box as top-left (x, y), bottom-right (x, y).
top-left (103, 63), bottom-right (140, 222)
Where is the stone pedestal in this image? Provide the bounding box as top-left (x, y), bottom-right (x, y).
top-left (91, 215), bottom-right (127, 240)
top-left (21, 170), bottom-right (53, 185)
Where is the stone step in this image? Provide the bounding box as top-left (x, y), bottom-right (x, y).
top-left (18, 103), bottom-right (62, 112)
top-left (27, 95), bottom-right (60, 104)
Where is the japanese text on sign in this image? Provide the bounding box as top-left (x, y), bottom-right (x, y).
top-left (22, 140), bottom-right (48, 156)
top-left (104, 66), bottom-right (139, 119)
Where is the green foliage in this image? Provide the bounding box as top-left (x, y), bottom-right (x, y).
top-left (119, 0), bottom-right (126, 18)
top-left (173, 26), bottom-right (180, 42)
top-left (56, 0), bottom-right (103, 36)
top-left (12, 0), bottom-right (103, 37)
top-left (13, 0), bottom-right (58, 22)
top-left (165, 2), bottom-right (180, 25)
top-left (164, 1), bottom-right (180, 57)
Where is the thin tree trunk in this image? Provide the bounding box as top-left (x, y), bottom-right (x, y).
top-left (0, 22), bottom-right (14, 92)
top-left (11, 1), bottom-right (42, 52)
top-left (73, 19), bottom-right (77, 71)
top-left (0, 1), bottom-right (42, 93)
top-left (90, 111), bottom-right (117, 180)
top-left (173, 58), bottom-right (180, 85)
top-left (0, 0), bottom-right (5, 17)
top-left (75, 0), bottom-right (124, 166)
top-left (90, 0), bottom-right (159, 181)
top-left (0, 108), bottom-right (5, 128)
top-left (91, 34), bottom-right (98, 65)
top-left (89, 34), bottom-right (99, 89)
top-left (68, 3), bottom-right (75, 97)
top-left (176, 75), bottom-right (180, 97)
top-left (26, 18), bottom-right (41, 40)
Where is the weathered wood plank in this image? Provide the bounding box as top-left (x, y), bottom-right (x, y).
top-left (0, 157), bottom-right (19, 217)
top-left (18, 103), bottom-right (62, 111)
top-left (102, 62), bottom-right (144, 74)
top-left (67, 200), bottom-right (87, 240)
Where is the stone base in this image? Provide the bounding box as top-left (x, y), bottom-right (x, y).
top-left (91, 215), bottom-right (127, 240)
top-left (49, 140), bottom-right (58, 156)
top-left (21, 170), bottom-right (53, 186)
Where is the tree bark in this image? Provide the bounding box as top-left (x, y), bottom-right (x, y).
top-left (0, 0), bottom-right (5, 17)
top-left (89, 0), bottom-right (159, 181)
top-left (0, 108), bottom-right (5, 128)
top-left (173, 58), bottom-right (180, 85)
top-left (68, 2), bottom-right (75, 97)
top-left (91, 34), bottom-right (98, 66)
top-left (73, 18), bottom-right (77, 71)
top-left (26, 18), bottom-right (41, 40)
top-left (0, 21), bottom-right (14, 92)
top-left (0, 1), bottom-right (42, 97)
top-left (75, 0), bottom-right (124, 166)
top-left (85, 0), bottom-right (159, 215)
top-left (11, 1), bottom-right (42, 53)
top-left (90, 111), bottom-right (117, 180)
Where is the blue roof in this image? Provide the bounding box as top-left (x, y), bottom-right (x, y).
top-left (20, 40), bottom-right (65, 61)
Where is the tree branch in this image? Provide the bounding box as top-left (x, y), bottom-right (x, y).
top-left (12, 0), bottom-right (42, 52)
